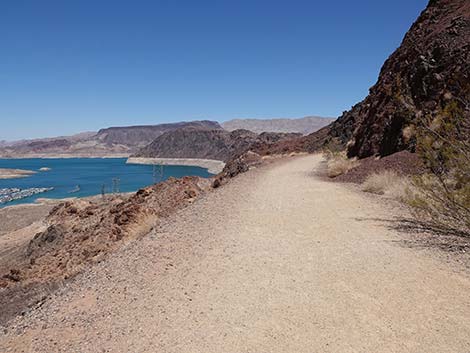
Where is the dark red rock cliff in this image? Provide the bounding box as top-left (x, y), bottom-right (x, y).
top-left (325, 0), bottom-right (470, 158)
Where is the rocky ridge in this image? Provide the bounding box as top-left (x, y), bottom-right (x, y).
top-left (95, 120), bottom-right (222, 147)
top-left (133, 128), bottom-right (301, 162)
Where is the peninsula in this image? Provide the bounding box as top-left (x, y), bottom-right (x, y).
top-left (0, 168), bottom-right (36, 179)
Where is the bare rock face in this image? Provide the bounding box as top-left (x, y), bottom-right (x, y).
top-left (327, 0), bottom-right (470, 158)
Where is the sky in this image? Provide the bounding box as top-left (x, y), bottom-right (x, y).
top-left (0, 0), bottom-right (428, 141)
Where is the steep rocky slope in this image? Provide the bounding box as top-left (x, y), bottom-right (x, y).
top-left (133, 128), bottom-right (301, 162)
top-left (229, 0), bottom-right (470, 163)
top-left (158, 0), bottom-right (470, 187)
top-left (326, 0), bottom-right (470, 158)
top-left (222, 116), bottom-right (335, 135)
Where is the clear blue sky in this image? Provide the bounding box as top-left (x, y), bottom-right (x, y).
top-left (1, 0), bottom-right (428, 140)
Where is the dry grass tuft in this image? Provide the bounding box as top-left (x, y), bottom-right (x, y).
top-left (325, 152), bottom-right (359, 178)
top-left (362, 170), bottom-right (412, 202)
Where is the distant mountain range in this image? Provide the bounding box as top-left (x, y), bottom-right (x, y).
top-left (221, 116), bottom-right (335, 135)
top-left (0, 121), bottom-right (222, 158)
top-left (0, 116), bottom-right (332, 158)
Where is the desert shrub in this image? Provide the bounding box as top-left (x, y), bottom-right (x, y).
top-left (362, 170), bottom-right (411, 201)
top-left (407, 101), bottom-right (470, 236)
top-left (326, 152), bottom-right (359, 178)
top-left (322, 141), bottom-right (359, 178)
top-left (322, 139), bottom-right (344, 160)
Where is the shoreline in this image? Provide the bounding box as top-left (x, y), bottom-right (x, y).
top-left (0, 154), bottom-right (130, 159)
top-left (127, 157), bottom-right (225, 174)
top-left (0, 156), bottom-right (222, 207)
top-left (0, 192), bottom-right (134, 210)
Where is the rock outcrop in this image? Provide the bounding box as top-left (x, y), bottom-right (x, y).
top-left (250, 0), bottom-right (470, 160)
top-left (326, 0), bottom-right (470, 158)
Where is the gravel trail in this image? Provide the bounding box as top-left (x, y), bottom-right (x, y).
top-left (2, 155), bottom-right (470, 352)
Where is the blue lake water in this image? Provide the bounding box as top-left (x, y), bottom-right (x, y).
top-left (0, 158), bottom-right (213, 207)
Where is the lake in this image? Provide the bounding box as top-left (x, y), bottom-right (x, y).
top-left (0, 158), bottom-right (213, 207)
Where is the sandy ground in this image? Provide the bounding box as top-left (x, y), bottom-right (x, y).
top-left (1, 154), bottom-right (470, 352)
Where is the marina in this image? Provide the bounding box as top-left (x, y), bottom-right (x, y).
top-left (0, 187), bottom-right (54, 204)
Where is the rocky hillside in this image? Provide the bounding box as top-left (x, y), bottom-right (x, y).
top-left (326, 0), bottom-right (470, 158)
top-left (0, 121), bottom-right (221, 157)
top-left (95, 120), bottom-right (221, 147)
top-left (133, 128), bottom-right (301, 162)
top-left (244, 0), bottom-right (470, 160)
top-left (215, 0), bottom-right (470, 185)
top-left (222, 116), bottom-right (335, 135)
top-left (0, 176), bottom-right (211, 324)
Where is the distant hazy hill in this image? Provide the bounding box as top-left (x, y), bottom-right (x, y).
top-left (0, 121), bottom-right (221, 158)
top-left (221, 116), bottom-right (335, 135)
top-left (133, 128), bottom-right (301, 162)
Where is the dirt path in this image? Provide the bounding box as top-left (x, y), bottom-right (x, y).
top-left (2, 155), bottom-right (470, 352)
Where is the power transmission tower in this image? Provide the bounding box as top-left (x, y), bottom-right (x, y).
top-left (112, 177), bottom-right (120, 194)
top-left (153, 165), bottom-right (164, 184)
